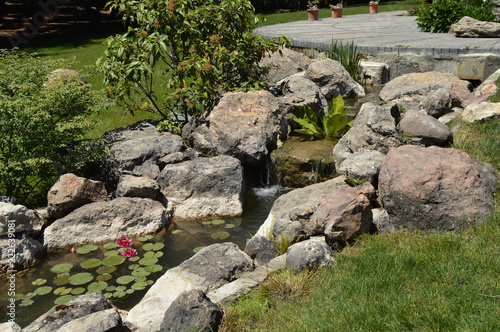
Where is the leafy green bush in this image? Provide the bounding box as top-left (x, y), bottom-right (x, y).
top-left (292, 95), bottom-right (353, 140)
top-left (416, 0), bottom-right (497, 33)
top-left (328, 40), bottom-right (363, 82)
top-left (99, 0), bottom-right (284, 129)
top-left (0, 50), bottom-right (105, 207)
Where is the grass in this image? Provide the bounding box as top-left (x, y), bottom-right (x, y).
top-left (222, 118), bottom-right (500, 331)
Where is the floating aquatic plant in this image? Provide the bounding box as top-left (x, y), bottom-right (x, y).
top-left (117, 237), bottom-right (133, 247)
top-left (50, 263), bottom-right (73, 274)
top-left (81, 259), bottom-right (101, 269)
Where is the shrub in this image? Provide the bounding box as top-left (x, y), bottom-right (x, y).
top-left (0, 50), bottom-right (105, 207)
top-left (99, 0), bottom-right (284, 130)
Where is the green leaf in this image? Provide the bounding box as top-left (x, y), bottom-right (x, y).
top-left (211, 219), bottom-right (225, 225)
top-left (116, 275), bottom-right (135, 285)
top-left (81, 259), bottom-right (102, 269)
top-left (76, 247), bottom-right (90, 254)
top-left (50, 263), bottom-right (73, 273)
top-left (211, 231), bottom-right (230, 240)
top-left (69, 272), bottom-right (94, 285)
top-left (96, 266), bottom-right (116, 274)
top-left (54, 295), bottom-right (75, 305)
top-left (83, 244), bottom-right (98, 251)
top-left (96, 274), bottom-right (113, 282)
top-left (103, 255), bottom-right (126, 266)
top-left (104, 242), bottom-right (118, 249)
top-left (193, 246), bottom-right (206, 253)
top-left (34, 286), bottom-right (52, 296)
top-left (32, 278), bottom-right (47, 286)
top-left (71, 287), bottom-right (86, 295)
top-left (87, 281), bottom-right (108, 292)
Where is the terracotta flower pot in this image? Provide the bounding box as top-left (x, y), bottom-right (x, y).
top-left (369, 4), bottom-right (378, 13)
top-left (308, 9), bottom-right (319, 21)
top-left (331, 8), bottom-right (343, 18)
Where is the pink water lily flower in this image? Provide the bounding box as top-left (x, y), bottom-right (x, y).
top-left (117, 237), bottom-right (132, 247)
top-left (122, 248), bottom-right (138, 258)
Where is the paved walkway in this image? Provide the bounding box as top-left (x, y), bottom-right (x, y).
top-left (254, 11), bottom-right (500, 55)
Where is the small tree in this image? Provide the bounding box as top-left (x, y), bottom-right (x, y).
top-left (98, 0), bottom-right (285, 128)
top-left (0, 50), bottom-right (105, 206)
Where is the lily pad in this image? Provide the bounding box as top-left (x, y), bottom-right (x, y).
top-left (113, 291), bottom-right (127, 298)
top-left (139, 257), bottom-right (158, 266)
top-left (143, 251), bottom-right (155, 258)
top-left (142, 243), bottom-right (154, 251)
top-left (32, 278), bottom-right (47, 286)
top-left (153, 252), bottom-right (164, 258)
top-left (71, 288), bottom-right (86, 295)
top-left (96, 274), bottom-right (112, 282)
top-left (131, 268), bottom-right (150, 277)
top-left (13, 294), bottom-right (25, 301)
top-left (116, 275), bottom-right (135, 285)
top-left (106, 286), bottom-right (116, 292)
top-left (88, 281), bottom-right (107, 292)
top-left (193, 246), bottom-right (206, 254)
top-left (96, 266), bottom-right (116, 274)
top-left (126, 289), bottom-right (135, 295)
top-left (104, 250), bottom-right (120, 257)
top-left (212, 219), bottom-right (225, 225)
top-left (69, 272), bottom-right (94, 285)
top-left (144, 264), bottom-right (162, 273)
top-left (102, 255), bottom-right (126, 266)
top-left (128, 264), bottom-right (140, 270)
top-left (172, 229), bottom-right (182, 235)
top-left (147, 280), bottom-right (154, 285)
top-left (53, 273), bottom-right (70, 286)
top-left (202, 221), bottom-right (212, 225)
top-left (104, 292), bottom-right (113, 299)
top-left (24, 292), bottom-right (35, 299)
top-left (20, 299), bottom-right (34, 306)
top-left (54, 295), bottom-right (74, 305)
top-left (54, 287), bottom-right (72, 295)
top-left (211, 232), bottom-right (230, 240)
top-left (50, 263), bottom-right (73, 273)
top-left (83, 244), bottom-right (98, 251)
top-left (81, 259), bottom-right (101, 269)
top-left (131, 282), bottom-right (147, 290)
top-left (34, 286), bottom-right (52, 296)
top-left (225, 223), bottom-right (235, 229)
top-left (115, 286), bottom-right (126, 292)
top-left (104, 242), bottom-right (118, 249)
top-left (76, 247), bottom-right (90, 254)
top-left (128, 256), bottom-right (140, 262)
top-left (135, 276), bottom-right (147, 282)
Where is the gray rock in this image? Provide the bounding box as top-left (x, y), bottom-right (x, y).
top-left (272, 218), bottom-right (303, 243)
top-left (127, 243), bottom-right (253, 330)
top-left (438, 109), bottom-right (462, 125)
top-left (461, 102), bottom-right (500, 123)
top-left (0, 203), bottom-right (42, 236)
top-left (360, 61), bottom-right (390, 85)
top-left (333, 102), bottom-right (403, 171)
top-left (285, 238), bottom-right (334, 275)
top-left (0, 234), bottom-right (43, 273)
top-left (0, 196), bottom-right (16, 205)
top-left (420, 88), bottom-right (451, 118)
top-left (160, 290), bottom-right (222, 332)
top-left (379, 145), bottom-right (499, 231)
top-left (316, 183), bottom-right (375, 246)
top-left (372, 209), bottom-right (395, 234)
top-left (338, 148), bottom-right (386, 186)
top-left (474, 68), bottom-right (500, 96)
top-left (23, 294), bottom-right (113, 332)
top-left (451, 83), bottom-right (474, 107)
top-left (158, 152), bottom-right (190, 166)
top-left (304, 58), bottom-right (365, 98)
top-left (47, 173), bottom-right (107, 220)
top-left (278, 75), bottom-right (328, 115)
top-left (157, 155), bottom-right (244, 220)
top-left (57, 308), bottom-right (123, 332)
top-left (44, 197), bottom-right (171, 252)
top-left (0, 322), bottom-right (21, 332)
top-left (453, 16), bottom-right (500, 38)
top-left (380, 72), bottom-right (471, 101)
top-left (400, 109), bottom-right (453, 146)
top-left (116, 175), bottom-right (160, 200)
top-left (260, 47), bottom-right (312, 85)
top-left (188, 90), bottom-right (287, 167)
top-left (245, 235), bottom-right (277, 266)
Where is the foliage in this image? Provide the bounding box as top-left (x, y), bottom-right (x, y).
top-left (328, 40), bottom-right (362, 82)
top-left (0, 50), bottom-right (106, 206)
top-left (98, 0), bottom-right (284, 127)
top-left (292, 95), bottom-right (353, 140)
top-left (416, 0), bottom-right (498, 33)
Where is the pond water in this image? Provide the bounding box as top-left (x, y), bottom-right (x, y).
top-left (0, 185), bottom-right (289, 328)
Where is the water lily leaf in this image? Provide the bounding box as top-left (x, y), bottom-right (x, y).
top-left (103, 255), bottom-right (126, 266)
top-left (32, 278), bottom-right (47, 286)
top-left (142, 243), bottom-right (154, 251)
top-left (34, 286), bottom-right (52, 296)
top-left (152, 243), bottom-right (164, 251)
top-left (13, 294), bottom-right (25, 301)
top-left (202, 221), bottom-right (212, 225)
top-left (131, 281), bottom-right (148, 290)
top-left (172, 229), bottom-right (182, 235)
top-left (116, 275), bottom-right (135, 285)
top-left (144, 264), bottom-right (162, 273)
top-left (54, 295), bottom-right (74, 305)
top-left (135, 276), bottom-right (146, 282)
top-left (96, 274), bottom-right (112, 282)
top-left (88, 281), bottom-right (107, 292)
top-left (20, 299), bottom-right (34, 306)
top-left (96, 266), bottom-right (116, 274)
top-left (126, 289), bottom-right (135, 294)
top-left (81, 259), bottom-right (101, 269)
top-left (211, 219), bottom-right (225, 225)
top-left (143, 251), bottom-right (155, 258)
top-left (193, 246), bottom-right (206, 253)
top-left (54, 287), bottom-right (71, 295)
top-left (128, 256), bottom-right (140, 262)
top-left (146, 280), bottom-right (154, 285)
top-left (24, 292), bottom-right (35, 299)
top-left (50, 263), bottom-right (73, 273)
top-left (153, 252), bottom-right (164, 258)
top-left (106, 286), bottom-right (116, 292)
top-left (104, 242), bottom-right (118, 249)
top-left (104, 250), bottom-right (120, 257)
top-left (76, 247), bottom-right (90, 254)
top-left (118, 247), bottom-right (126, 253)
top-left (225, 224), bottom-right (235, 229)
top-left (139, 257), bottom-right (158, 266)
top-left (69, 272), bottom-right (94, 285)
top-left (211, 232), bottom-right (230, 240)
top-left (113, 291), bottom-right (127, 298)
top-left (104, 292), bottom-right (113, 299)
top-left (115, 286), bottom-right (126, 292)
top-left (131, 268), bottom-right (150, 277)
top-left (71, 288), bottom-right (86, 295)
top-left (128, 264), bottom-right (140, 270)
top-left (53, 275), bottom-right (70, 286)
top-left (83, 244), bottom-right (98, 251)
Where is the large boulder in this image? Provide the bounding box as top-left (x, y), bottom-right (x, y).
top-left (23, 294), bottom-right (115, 332)
top-left (260, 47), bottom-right (312, 85)
top-left (43, 197), bottom-right (171, 252)
top-left (188, 90), bottom-right (287, 167)
top-left (285, 238), bottom-right (334, 275)
top-left (47, 173), bottom-right (107, 220)
top-left (461, 102), bottom-right (500, 123)
top-left (256, 176), bottom-right (349, 239)
top-left (56, 309), bottom-right (123, 332)
top-left (379, 145), bottom-right (499, 231)
top-left (452, 16), bottom-right (500, 38)
top-left (245, 235), bottom-right (277, 266)
top-left (127, 243), bottom-right (253, 331)
top-left (332, 102), bottom-right (403, 171)
top-left (0, 202), bottom-right (43, 236)
top-left (157, 155), bottom-right (244, 220)
top-left (304, 58), bottom-right (365, 98)
top-left (278, 75), bottom-right (328, 115)
top-left (338, 148), bottom-right (386, 186)
top-left (159, 290), bottom-right (223, 332)
top-left (316, 183), bottom-right (375, 247)
top-left (419, 88), bottom-right (452, 118)
top-left (0, 234), bottom-right (43, 273)
top-left (399, 109), bottom-right (453, 146)
top-left (115, 175), bottom-right (160, 200)
top-left (379, 72), bottom-right (471, 102)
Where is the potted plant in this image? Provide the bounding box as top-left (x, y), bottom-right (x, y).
top-left (330, 2), bottom-right (343, 18)
top-left (369, 0), bottom-right (379, 14)
top-left (307, 1), bottom-right (319, 21)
